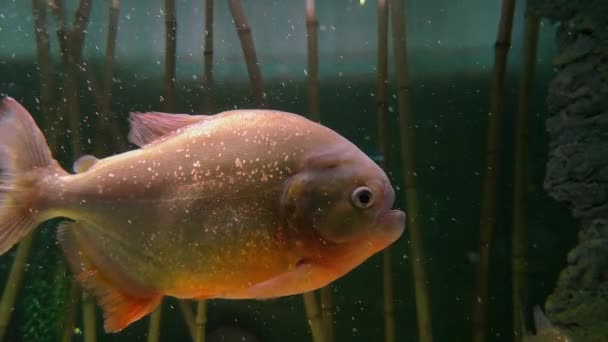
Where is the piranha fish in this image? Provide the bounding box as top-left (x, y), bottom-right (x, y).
top-left (0, 97), bottom-right (405, 332)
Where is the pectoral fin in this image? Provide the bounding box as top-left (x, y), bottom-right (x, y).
top-left (246, 262), bottom-right (314, 298)
top-left (57, 221), bottom-right (163, 332)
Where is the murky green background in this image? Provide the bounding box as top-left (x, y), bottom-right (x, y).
top-left (0, 0), bottom-right (577, 341)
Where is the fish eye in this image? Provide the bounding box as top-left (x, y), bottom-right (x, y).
top-left (351, 186), bottom-right (374, 209)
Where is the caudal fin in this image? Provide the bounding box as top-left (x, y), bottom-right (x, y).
top-left (0, 96), bottom-right (61, 254)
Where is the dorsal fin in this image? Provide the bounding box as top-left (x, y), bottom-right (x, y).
top-left (73, 154), bottom-right (99, 173)
top-left (128, 112), bottom-right (209, 147)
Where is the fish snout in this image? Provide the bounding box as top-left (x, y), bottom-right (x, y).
top-left (374, 179), bottom-right (405, 243)
top-left (375, 209), bottom-right (406, 243)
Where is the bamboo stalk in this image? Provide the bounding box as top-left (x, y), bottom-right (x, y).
top-left (201, 0), bottom-right (214, 114)
top-left (163, 0), bottom-right (177, 112)
top-left (49, 0), bottom-right (69, 132)
top-left (52, 0), bottom-right (114, 131)
top-left (147, 1), bottom-right (177, 340)
top-left (376, 1), bottom-right (394, 341)
top-left (227, 0), bottom-right (266, 107)
top-left (319, 287), bottom-right (333, 342)
top-left (382, 250), bottom-right (396, 342)
top-left (0, 235), bottom-right (34, 340)
top-left (102, 0), bottom-right (120, 117)
top-left (69, 0), bottom-right (91, 50)
top-left (194, 1), bottom-right (214, 338)
top-left (50, 0), bottom-right (93, 157)
top-left (61, 280), bottom-right (81, 342)
top-left (54, 0), bottom-right (123, 156)
top-left (388, 0), bottom-right (433, 341)
top-left (147, 305), bottom-right (163, 342)
top-left (177, 300), bottom-right (196, 339)
top-left (305, 1), bottom-right (332, 339)
top-left (512, 12), bottom-right (540, 342)
top-left (471, 1), bottom-right (517, 341)
top-left (303, 292), bottom-right (324, 342)
top-left (51, 1), bottom-right (99, 338)
top-left (51, 0), bottom-right (80, 157)
top-left (376, 0), bottom-right (389, 167)
top-left (306, 0), bottom-right (320, 122)
top-left (67, 0), bottom-right (91, 157)
top-left (32, 0), bottom-right (56, 146)
top-left (68, 3), bottom-right (98, 339)
top-left (82, 291), bottom-right (97, 342)
top-left (194, 300), bottom-right (208, 342)
top-left (98, 0), bottom-right (124, 153)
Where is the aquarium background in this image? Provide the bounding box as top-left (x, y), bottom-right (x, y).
top-left (0, 0), bottom-right (580, 341)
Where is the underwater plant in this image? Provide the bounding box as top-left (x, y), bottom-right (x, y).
top-left (389, 0), bottom-right (433, 341)
top-left (21, 222), bottom-right (70, 342)
top-left (375, 1), bottom-right (394, 341)
top-left (512, 10), bottom-right (541, 342)
top-left (228, 0), bottom-right (266, 108)
top-left (471, 0), bottom-right (516, 341)
top-left (305, 1), bottom-right (337, 342)
top-left (194, 1), bottom-right (215, 340)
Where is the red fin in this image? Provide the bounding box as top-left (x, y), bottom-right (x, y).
top-left (58, 221), bottom-right (162, 332)
top-left (128, 111), bottom-right (208, 147)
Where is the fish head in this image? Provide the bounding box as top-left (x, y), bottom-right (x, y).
top-left (239, 120), bottom-right (406, 298)
top-left (280, 140), bottom-right (405, 252)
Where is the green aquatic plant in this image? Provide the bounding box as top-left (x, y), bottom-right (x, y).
top-left (21, 222), bottom-right (70, 342)
top-left (471, 0), bottom-right (516, 341)
top-left (228, 0), bottom-right (266, 108)
top-left (306, 0), bottom-right (320, 123)
top-left (201, 0), bottom-right (215, 115)
top-left (195, 300), bottom-right (208, 342)
top-left (99, 0), bottom-right (124, 152)
top-left (195, 0), bottom-right (215, 339)
top-left (302, 292), bottom-right (324, 342)
top-left (305, 1), bottom-right (334, 341)
top-left (147, 0), bottom-right (178, 339)
top-left (389, 0), bottom-right (433, 341)
top-left (375, 1), bottom-right (394, 341)
top-left (512, 11), bottom-right (541, 342)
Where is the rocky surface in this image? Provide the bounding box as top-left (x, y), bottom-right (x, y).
top-left (529, 0), bottom-right (608, 340)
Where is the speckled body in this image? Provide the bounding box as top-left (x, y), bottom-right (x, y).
top-left (47, 110), bottom-right (358, 298)
top-left (0, 98), bottom-right (404, 331)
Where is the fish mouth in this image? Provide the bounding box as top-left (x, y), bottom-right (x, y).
top-left (375, 209), bottom-right (406, 244)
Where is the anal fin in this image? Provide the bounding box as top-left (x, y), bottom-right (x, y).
top-left (58, 221), bottom-right (163, 332)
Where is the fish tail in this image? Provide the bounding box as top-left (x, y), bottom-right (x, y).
top-left (0, 96), bottom-right (66, 255)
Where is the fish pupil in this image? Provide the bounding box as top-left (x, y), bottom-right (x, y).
top-left (358, 192), bottom-right (371, 205)
top-left (351, 186), bottom-right (374, 208)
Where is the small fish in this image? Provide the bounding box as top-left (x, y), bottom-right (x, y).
top-left (0, 97), bottom-right (405, 332)
top-left (523, 306), bottom-right (572, 342)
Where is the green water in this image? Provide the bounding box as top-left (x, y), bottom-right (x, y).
top-left (0, 0), bottom-right (578, 341)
